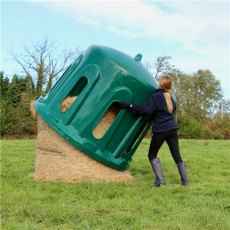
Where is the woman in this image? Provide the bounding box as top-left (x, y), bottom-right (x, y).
top-left (117, 75), bottom-right (189, 187)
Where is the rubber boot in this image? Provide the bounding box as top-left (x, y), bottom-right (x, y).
top-left (150, 158), bottom-right (165, 187)
top-left (177, 162), bottom-right (189, 186)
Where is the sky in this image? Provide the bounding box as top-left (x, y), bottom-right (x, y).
top-left (1, 0), bottom-right (230, 99)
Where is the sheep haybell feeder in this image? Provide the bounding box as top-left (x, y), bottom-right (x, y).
top-left (34, 45), bottom-right (159, 170)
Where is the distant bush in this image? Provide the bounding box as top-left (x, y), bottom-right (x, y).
top-left (204, 116), bottom-right (230, 140)
top-left (177, 115), bottom-right (229, 139)
top-left (0, 103), bottom-right (37, 138)
top-left (178, 115), bottom-right (205, 139)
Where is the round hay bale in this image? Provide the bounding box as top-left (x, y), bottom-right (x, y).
top-left (31, 101), bottom-right (133, 183)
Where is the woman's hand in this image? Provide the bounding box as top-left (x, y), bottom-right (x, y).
top-left (113, 102), bottom-right (130, 109)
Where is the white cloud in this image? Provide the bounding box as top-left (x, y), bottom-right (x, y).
top-left (28, 0), bottom-right (229, 98)
top-left (31, 0), bottom-right (229, 49)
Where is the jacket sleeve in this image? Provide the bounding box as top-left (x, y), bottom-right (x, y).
top-left (128, 94), bottom-right (157, 116)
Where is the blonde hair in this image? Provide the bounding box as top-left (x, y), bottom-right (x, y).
top-left (159, 75), bottom-right (173, 113)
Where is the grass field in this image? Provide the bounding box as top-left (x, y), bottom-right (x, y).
top-left (1, 139), bottom-right (230, 230)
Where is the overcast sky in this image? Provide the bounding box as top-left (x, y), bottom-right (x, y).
top-left (1, 0), bottom-right (229, 99)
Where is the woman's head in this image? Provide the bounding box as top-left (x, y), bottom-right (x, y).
top-left (159, 75), bottom-right (173, 91)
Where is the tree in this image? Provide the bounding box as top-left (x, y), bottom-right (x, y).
top-left (0, 74), bottom-right (37, 137)
top-left (6, 75), bottom-right (27, 107)
top-left (171, 69), bottom-right (222, 121)
top-left (215, 99), bottom-right (230, 118)
top-left (221, 99), bottom-right (230, 117)
top-left (170, 71), bottom-right (192, 116)
top-left (0, 72), bottom-right (9, 100)
top-left (144, 56), bottom-right (176, 79)
top-left (154, 56), bottom-right (176, 79)
top-left (12, 38), bottom-right (79, 97)
top-left (192, 70), bottom-right (222, 120)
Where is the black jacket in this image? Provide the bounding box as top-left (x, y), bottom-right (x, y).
top-left (130, 89), bottom-right (178, 133)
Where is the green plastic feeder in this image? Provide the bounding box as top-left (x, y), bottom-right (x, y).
top-left (34, 45), bottom-right (158, 170)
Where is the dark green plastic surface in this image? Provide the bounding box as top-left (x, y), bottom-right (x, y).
top-left (34, 45), bottom-right (158, 170)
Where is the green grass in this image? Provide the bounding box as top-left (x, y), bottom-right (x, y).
top-left (1, 139), bottom-right (230, 230)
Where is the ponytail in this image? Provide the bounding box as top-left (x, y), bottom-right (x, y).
top-left (163, 92), bottom-right (173, 113)
top-left (159, 75), bottom-right (173, 113)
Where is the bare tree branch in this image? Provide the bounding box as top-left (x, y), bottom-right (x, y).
top-left (11, 38), bottom-right (77, 96)
top-left (154, 56), bottom-right (175, 79)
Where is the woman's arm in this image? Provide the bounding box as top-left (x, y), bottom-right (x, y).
top-left (115, 94), bottom-right (157, 116)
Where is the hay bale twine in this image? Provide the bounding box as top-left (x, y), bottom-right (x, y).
top-left (31, 101), bottom-right (133, 183)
